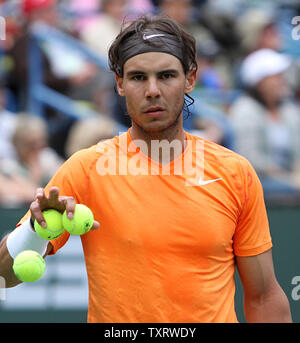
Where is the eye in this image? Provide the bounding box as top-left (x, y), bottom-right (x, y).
top-left (160, 72), bottom-right (175, 80)
top-left (131, 74), bottom-right (146, 81)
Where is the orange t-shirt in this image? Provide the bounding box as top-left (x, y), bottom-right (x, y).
top-left (18, 130), bottom-right (272, 323)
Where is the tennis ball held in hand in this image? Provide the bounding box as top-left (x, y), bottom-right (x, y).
top-left (62, 204), bottom-right (94, 235)
top-left (13, 250), bottom-right (46, 283)
top-left (34, 209), bottom-right (64, 240)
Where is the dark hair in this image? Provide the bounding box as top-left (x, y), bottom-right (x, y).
top-left (108, 14), bottom-right (198, 77)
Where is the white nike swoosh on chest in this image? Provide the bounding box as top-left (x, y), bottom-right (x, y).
top-left (198, 178), bottom-right (222, 186)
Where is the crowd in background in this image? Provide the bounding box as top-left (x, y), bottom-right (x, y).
top-left (1, 0), bottom-right (300, 207)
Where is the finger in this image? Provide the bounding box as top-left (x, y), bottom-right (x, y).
top-left (30, 200), bottom-right (47, 228)
top-left (48, 187), bottom-right (60, 201)
top-left (60, 196), bottom-right (76, 219)
top-left (35, 187), bottom-right (45, 201)
top-left (91, 220), bottom-right (100, 231)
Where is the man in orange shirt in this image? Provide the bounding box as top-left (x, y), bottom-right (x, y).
top-left (0, 15), bottom-right (292, 323)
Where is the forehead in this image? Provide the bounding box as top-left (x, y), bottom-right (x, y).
top-left (123, 52), bottom-right (184, 74)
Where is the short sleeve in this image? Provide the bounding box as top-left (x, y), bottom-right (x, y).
top-left (233, 157), bottom-right (273, 256)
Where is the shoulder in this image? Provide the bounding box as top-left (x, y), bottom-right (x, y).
top-left (187, 132), bottom-right (258, 188)
top-left (187, 131), bottom-right (248, 164)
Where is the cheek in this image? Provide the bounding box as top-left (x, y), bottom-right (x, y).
top-left (125, 92), bottom-right (139, 116)
top-left (170, 88), bottom-right (185, 110)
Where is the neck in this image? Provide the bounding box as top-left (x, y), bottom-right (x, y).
top-left (130, 118), bottom-right (186, 165)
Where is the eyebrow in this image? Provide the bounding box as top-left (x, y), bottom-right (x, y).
top-left (125, 69), bottom-right (180, 77)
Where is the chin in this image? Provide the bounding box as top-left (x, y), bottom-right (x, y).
top-left (140, 121), bottom-right (176, 134)
top-left (143, 124), bottom-right (167, 133)
top-left (132, 111), bottom-right (183, 135)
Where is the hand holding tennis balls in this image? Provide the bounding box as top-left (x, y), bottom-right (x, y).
top-left (13, 250), bottom-right (45, 282)
top-left (62, 204), bottom-right (94, 235)
top-left (34, 205), bottom-right (96, 238)
top-left (30, 187), bottom-right (99, 238)
top-left (34, 209), bottom-right (64, 240)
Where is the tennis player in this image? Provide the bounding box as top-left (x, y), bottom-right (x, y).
top-left (0, 15), bottom-right (292, 323)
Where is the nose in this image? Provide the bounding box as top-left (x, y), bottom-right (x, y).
top-left (145, 77), bottom-right (161, 99)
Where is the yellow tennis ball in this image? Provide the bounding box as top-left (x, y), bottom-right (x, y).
top-left (13, 250), bottom-right (46, 283)
top-left (62, 204), bottom-right (94, 236)
top-left (34, 209), bottom-right (64, 240)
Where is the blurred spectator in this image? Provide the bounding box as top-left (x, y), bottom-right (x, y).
top-left (68, 0), bottom-right (101, 34)
top-left (0, 14), bottom-right (21, 114)
top-left (0, 15), bottom-right (21, 52)
top-left (229, 49), bottom-right (300, 195)
top-left (5, 0), bottom-right (111, 158)
top-left (6, 0), bottom-right (71, 111)
top-left (65, 116), bottom-right (120, 158)
top-left (80, 0), bottom-right (129, 59)
top-left (0, 84), bottom-right (17, 160)
top-left (158, 0), bottom-right (212, 44)
top-left (9, 0), bottom-right (98, 104)
top-left (286, 58), bottom-right (300, 104)
top-left (236, 9), bottom-right (281, 56)
top-left (195, 39), bottom-right (224, 90)
top-left (4, 0), bottom-right (76, 159)
top-left (0, 114), bottom-right (63, 206)
top-left (69, 0), bottom-right (155, 32)
top-left (159, 0), bottom-right (193, 26)
top-left (77, 0), bottom-right (131, 128)
top-left (127, 0), bottom-right (154, 17)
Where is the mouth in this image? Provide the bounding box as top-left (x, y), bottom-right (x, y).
top-left (143, 107), bottom-right (165, 117)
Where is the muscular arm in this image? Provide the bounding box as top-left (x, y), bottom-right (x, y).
top-left (0, 187), bottom-right (99, 288)
top-left (0, 234), bottom-right (53, 288)
top-left (236, 249), bottom-right (292, 323)
top-left (0, 188), bottom-right (70, 288)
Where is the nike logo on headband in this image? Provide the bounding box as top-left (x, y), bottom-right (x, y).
top-left (143, 33), bottom-right (165, 40)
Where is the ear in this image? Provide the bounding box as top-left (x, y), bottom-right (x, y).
top-left (184, 69), bottom-right (197, 94)
top-left (116, 74), bottom-right (125, 97)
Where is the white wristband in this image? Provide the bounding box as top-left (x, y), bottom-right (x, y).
top-left (6, 218), bottom-right (49, 259)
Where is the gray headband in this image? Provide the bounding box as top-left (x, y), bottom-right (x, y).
top-left (117, 30), bottom-right (185, 75)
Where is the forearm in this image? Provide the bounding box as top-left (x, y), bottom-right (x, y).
top-left (0, 221), bottom-right (53, 288)
top-left (244, 285), bottom-right (292, 323)
top-left (0, 235), bottom-right (22, 288)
